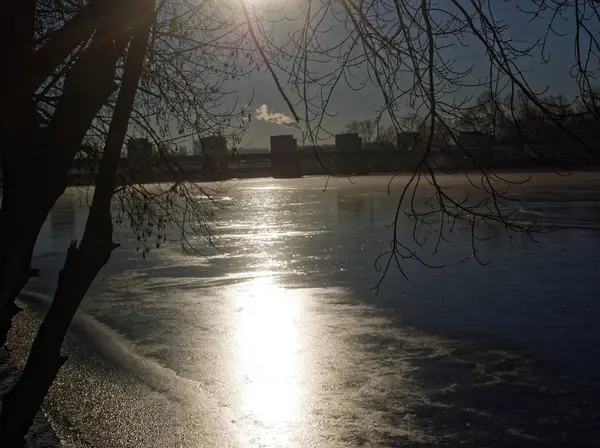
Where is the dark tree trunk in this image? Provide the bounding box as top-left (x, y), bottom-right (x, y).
top-left (0, 5), bottom-right (153, 443)
top-left (0, 188), bottom-right (49, 346)
top-left (0, 27), bottom-right (130, 346)
top-left (0, 235), bottom-right (117, 447)
top-left (0, 1), bottom-right (34, 139)
top-left (0, 1), bottom-right (37, 342)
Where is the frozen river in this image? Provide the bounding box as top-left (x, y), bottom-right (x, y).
top-left (10, 173), bottom-right (600, 447)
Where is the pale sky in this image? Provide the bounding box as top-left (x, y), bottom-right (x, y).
top-left (183, 0), bottom-right (596, 149)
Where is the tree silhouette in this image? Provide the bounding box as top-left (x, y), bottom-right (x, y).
top-left (240, 0), bottom-right (600, 283)
top-left (345, 119), bottom-right (376, 143)
top-left (0, 0), bottom-right (251, 444)
top-left (2, 0), bottom-right (600, 444)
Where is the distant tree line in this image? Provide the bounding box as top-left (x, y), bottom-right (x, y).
top-left (345, 89), bottom-right (600, 150)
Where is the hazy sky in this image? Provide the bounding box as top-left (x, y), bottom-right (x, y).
top-left (186, 0), bottom-right (596, 149)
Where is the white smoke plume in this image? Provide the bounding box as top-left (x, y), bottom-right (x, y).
top-left (255, 104), bottom-right (302, 130)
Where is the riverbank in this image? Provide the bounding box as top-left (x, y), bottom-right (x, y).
top-left (0, 347), bottom-right (60, 447)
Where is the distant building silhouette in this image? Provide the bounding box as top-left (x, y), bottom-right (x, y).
top-left (335, 133), bottom-right (362, 152)
top-left (61, 126), bottom-right (593, 186)
top-left (271, 135), bottom-right (301, 178)
top-left (335, 133), bottom-right (365, 174)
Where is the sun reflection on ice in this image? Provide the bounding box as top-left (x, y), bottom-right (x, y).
top-left (234, 275), bottom-right (305, 446)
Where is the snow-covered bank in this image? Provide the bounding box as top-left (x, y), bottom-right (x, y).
top-left (0, 347), bottom-right (60, 447)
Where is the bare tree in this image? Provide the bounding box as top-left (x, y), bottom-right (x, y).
top-left (0, 5), bottom-right (154, 442)
top-left (456, 91), bottom-right (498, 135)
top-left (4, 0), bottom-right (600, 443)
top-left (238, 0), bottom-right (600, 284)
top-left (345, 119), bottom-right (376, 142)
top-left (376, 124), bottom-right (397, 146)
top-left (359, 119), bottom-right (376, 142)
top-left (0, 0), bottom-right (252, 444)
top-left (0, 0), bottom-right (252, 340)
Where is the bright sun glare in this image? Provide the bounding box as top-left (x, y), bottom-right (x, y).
top-left (234, 275), bottom-right (304, 445)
